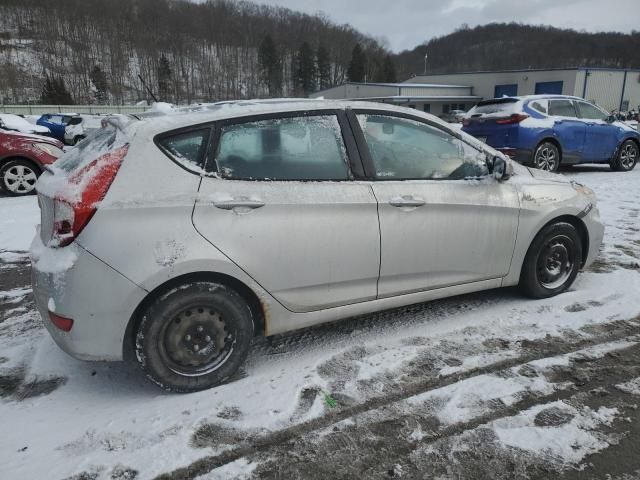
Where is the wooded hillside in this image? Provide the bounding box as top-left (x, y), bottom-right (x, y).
top-left (0, 0), bottom-right (392, 104)
top-left (396, 23), bottom-right (640, 79)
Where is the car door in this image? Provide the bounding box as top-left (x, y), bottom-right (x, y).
top-left (548, 99), bottom-right (586, 163)
top-left (192, 111), bottom-right (380, 313)
top-left (352, 111), bottom-right (520, 298)
top-left (575, 100), bottom-right (619, 161)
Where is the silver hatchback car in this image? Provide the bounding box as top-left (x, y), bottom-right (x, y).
top-left (30, 100), bottom-right (604, 392)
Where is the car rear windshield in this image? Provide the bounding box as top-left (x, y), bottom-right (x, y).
top-left (53, 119), bottom-right (129, 173)
top-left (468, 98), bottom-right (519, 116)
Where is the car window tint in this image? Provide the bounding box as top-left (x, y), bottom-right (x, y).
top-left (216, 115), bottom-right (349, 180)
top-left (576, 101), bottom-right (607, 120)
top-left (549, 100), bottom-right (577, 118)
top-left (158, 129), bottom-right (210, 171)
top-left (357, 114), bottom-right (488, 180)
top-left (530, 100), bottom-right (548, 114)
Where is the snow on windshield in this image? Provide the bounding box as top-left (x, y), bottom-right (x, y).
top-left (0, 114), bottom-right (34, 130)
top-left (36, 119), bottom-right (130, 202)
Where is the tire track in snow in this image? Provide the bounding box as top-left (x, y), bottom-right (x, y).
top-left (156, 317), bottom-right (640, 480)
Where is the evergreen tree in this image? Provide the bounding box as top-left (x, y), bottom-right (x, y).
top-left (89, 65), bottom-right (109, 104)
top-left (316, 44), bottom-right (331, 91)
top-left (347, 43), bottom-right (366, 82)
top-left (376, 55), bottom-right (397, 83)
top-left (40, 74), bottom-right (73, 104)
top-left (294, 41), bottom-right (317, 95)
top-left (258, 34), bottom-right (282, 97)
top-left (157, 55), bottom-right (172, 101)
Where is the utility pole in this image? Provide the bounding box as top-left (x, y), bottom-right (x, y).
top-left (424, 53), bottom-right (428, 75)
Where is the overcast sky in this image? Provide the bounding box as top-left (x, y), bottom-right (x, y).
top-left (252, 0), bottom-right (640, 52)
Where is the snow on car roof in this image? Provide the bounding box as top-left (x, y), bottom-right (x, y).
top-left (130, 98), bottom-right (448, 136)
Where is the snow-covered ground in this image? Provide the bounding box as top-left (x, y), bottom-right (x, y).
top-left (1, 165), bottom-right (640, 479)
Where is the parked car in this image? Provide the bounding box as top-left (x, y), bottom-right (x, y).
top-left (0, 113), bottom-right (51, 136)
top-left (31, 100), bottom-right (603, 392)
top-left (462, 95), bottom-right (640, 172)
top-left (37, 113), bottom-right (79, 143)
top-left (441, 109), bottom-right (467, 123)
top-left (64, 115), bottom-right (103, 145)
top-left (0, 130), bottom-right (64, 196)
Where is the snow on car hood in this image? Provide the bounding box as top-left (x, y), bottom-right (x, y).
top-left (526, 167), bottom-right (572, 184)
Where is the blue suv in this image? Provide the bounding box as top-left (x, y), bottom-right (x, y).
top-left (462, 95), bottom-right (639, 172)
top-left (36, 113), bottom-right (79, 144)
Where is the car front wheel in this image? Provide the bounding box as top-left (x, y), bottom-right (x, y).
top-left (0, 159), bottom-right (40, 196)
top-left (611, 140), bottom-right (638, 172)
top-left (135, 282), bottom-right (254, 392)
top-left (532, 142), bottom-right (560, 172)
top-left (519, 222), bottom-right (583, 299)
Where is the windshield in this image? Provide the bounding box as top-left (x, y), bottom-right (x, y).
top-left (469, 98), bottom-right (520, 116)
top-left (53, 121), bottom-right (129, 173)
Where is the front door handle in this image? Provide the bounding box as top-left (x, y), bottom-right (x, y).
top-left (389, 196), bottom-right (426, 208)
top-left (214, 199), bottom-right (265, 210)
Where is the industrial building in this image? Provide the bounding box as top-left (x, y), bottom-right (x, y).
top-left (407, 67), bottom-right (640, 113)
top-left (309, 82), bottom-right (481, 116)
top-left (311, 67), bottom-right (640, 116)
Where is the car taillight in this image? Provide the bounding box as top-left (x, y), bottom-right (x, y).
top-left (49, 311), bottom-right (74, 332)
top-left (51, 144), bottom-right (129, 247)
top-left (495, 113), bottom-right (529, 125)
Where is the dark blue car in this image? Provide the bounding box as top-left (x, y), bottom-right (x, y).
top-left (36, 113), bottom-right (79, 144)
top-left (462, 95), bottom-right (639, 172)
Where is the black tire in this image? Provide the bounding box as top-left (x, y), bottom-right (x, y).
top-left (73, 135), bottom-right (85, 146)
top-left (135, 282), bottom-right (254, 392)
top-left (610, 140), bottom-right (638, 172)
top-left (519, 222), bottom-right (583, 299)
top-left (532, 142), bottom-right (560, 172)
top-left (0, 159), bottom-right (40, 196)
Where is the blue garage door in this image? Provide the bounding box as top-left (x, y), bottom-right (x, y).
top-left (535, 81), bottom-right (564, 95)
top-left (494, 84), bottom-right (518, 98)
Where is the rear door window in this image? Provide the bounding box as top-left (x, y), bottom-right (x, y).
top-left (549, 100), bottom-right (577, 118)
top-left (215, 115), bottom-right (350, 180)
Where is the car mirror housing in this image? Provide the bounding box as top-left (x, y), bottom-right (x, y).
top-left (491, 156), bottom-right (512, 181)
top-left (605, 115), bottom-right (616, 123)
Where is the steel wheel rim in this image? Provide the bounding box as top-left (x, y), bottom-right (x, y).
top-left (620, 143), bottom-right (637, 169)
top-left (536, 234), bottom-right (575, 290)
top-left (159, 305), bottom-right (236, 377)
top-left (535, 147), bottom-right (557, 171)
top-left (3, 165), bottom-right (37, 193)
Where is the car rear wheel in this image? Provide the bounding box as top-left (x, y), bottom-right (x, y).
top-left (532, 142), bottom-right (560, 172)
top-left (135, 282), bottom-right (254, 392)
top-left (610, 140), bottom-right (638, 172)
top-left (0, 159), bottom-right (40, 196)
top-left (519, 222), bottom-right (583, 299)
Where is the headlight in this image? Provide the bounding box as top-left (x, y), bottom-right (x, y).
top-left (33, 142), bottom-right (64, 158)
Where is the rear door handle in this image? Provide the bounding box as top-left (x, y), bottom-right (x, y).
top-left (214, 199), bottom-right (265, 210)
top-left (389, 196), bottom-right (426, 208)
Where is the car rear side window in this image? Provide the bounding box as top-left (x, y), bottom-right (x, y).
top-left (530, 100), bottom-right (548, 114)
top-left (549, 100), bottom-right (577, 118)
top-left (158, 129), bottom-right (210, 171)
top-left (215, 115), bottom-right (350, 180)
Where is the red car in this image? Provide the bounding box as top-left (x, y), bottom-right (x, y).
top-left (0, 130), bottom-right (64, 196)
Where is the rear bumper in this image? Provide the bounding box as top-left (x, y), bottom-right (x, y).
top-left (494, 147), bottom-right (532, 166)
top-left (30, 232), bottom-right (147, 361)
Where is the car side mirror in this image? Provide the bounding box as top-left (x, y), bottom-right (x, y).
top-left (605, 115), bottom-right (616, 123)
top-left (491, 156), bottom-right (512, 181)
